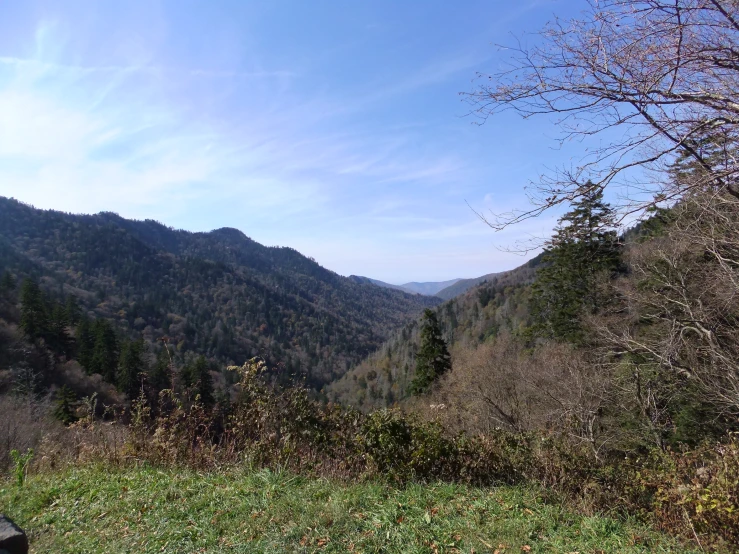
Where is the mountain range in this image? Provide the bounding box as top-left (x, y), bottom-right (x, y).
top-left (348, 276), bottom-right (461, 296)
top-left (0, 197), bottom-right (440, 388)
top-left (328, 254), bottom-right (543, 409)
top-left (349, 273), bottom-right (505, 300)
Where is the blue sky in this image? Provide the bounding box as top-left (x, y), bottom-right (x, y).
top-left (0, 0), bottom-right (588, 283)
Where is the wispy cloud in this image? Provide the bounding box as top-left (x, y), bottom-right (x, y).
top-left (0, 56), bottom-right (297, 80)
top-left (0, 32), bottom-right (473, 230)
top-left (0, 3), bottom-right (561, 281)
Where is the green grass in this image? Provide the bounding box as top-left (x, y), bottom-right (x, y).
top-left (0, 465), bottom-right (695, 553)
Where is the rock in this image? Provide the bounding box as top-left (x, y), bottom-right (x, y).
top-left (0, 515), bottom-right (28, 554)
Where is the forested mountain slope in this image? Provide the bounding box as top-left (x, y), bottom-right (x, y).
top-left (327, 254), bottom-right (542, 408)
top-left (0, 197), bottom-right (439, 387)
top-left (398, 279), bottom-right (461, 296)
top-left (347, 275), bottom-right (409, 293)
top-left (349, 276), bottom-right (463, 297)
top-left (435, 272), bottom-right (502, 300)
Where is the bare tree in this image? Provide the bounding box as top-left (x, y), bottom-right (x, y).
top-left (431, 336), bottom-right (612, 457)
top-left (597, 189), bottom-right (739, 424)
top-left (466, 0), bottom-right (739, 228)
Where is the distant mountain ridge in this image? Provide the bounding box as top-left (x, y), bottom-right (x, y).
top-left (350, 273), bottom-right (508, 300)
top-left (435, 272), bottom-right (502, 300)
top-left (348, 276), bottom-right (462, 297)
top-left (0, 197), bottom-right (440, 388)
top-left (399, 279), bottom-right (461, 296)
top-left (328, 253), bottom-right (545, 409)
top-left (347, 276), bottom-right (409, 293)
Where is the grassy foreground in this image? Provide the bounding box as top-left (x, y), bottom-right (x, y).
top-left (1, 465), bottom-right (694, 554)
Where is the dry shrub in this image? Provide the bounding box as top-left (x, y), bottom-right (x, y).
top-left (0, 395), bottom-right (67, 471)
top-left (612, 437), bottom-right (739, 551)
top-left (56, 361), bottom-right (126, 409)
top-left (121, 361), bottom-right (366, 478)
top-left (3, 356), bottom-right (736, 551)
top-left (424, 336), bottom-right (610, 457)
top-left (1, 393), bottom-right (131, 475)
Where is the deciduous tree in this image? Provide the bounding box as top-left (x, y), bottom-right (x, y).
top-left (467, 0), bottom-right (739, 228)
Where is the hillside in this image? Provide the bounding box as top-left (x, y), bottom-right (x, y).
top-left (350, 274), bottom-right (513, 300)
top-left (347, 275), bottom-right (409, 293)
top-left (435, 271), bottom-right (502, 300)
top-left (0, 197), bottom-right (440, 388)
top-left (399, 278), bottom-right (461, 296)
top-left (327, 254), bottom-right (542, 409)
top-left (349, 276), bottom-right (464, 297)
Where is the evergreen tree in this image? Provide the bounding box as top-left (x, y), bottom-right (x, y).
top-left (64, 295), bottom-right (81, 326)
top-left (48, 301), bottom-right (73, 356)
top-left (181, 359), bottom-right (195, 390)
top-left (184, 355), bottom-right (214, 406)
top-left (90, 320), bottom-right (119, 382)
top-left (410, 309), bottom-right (451, 395)
top-left (529, 185), bottom-right (621, 343)
top-left (118, 339), bottom-right (146, 399)
top-left (194, 356), bottom-right (214, 407)
top-left (0, 270), bottom-right (16, 294)
top-left (75, 316), bottom-right (95, 371)
top-left (19, 278), bottom-right (49, 340)
top-left (148, 347), bottom-right (172, 394)
top-left (53, 385), bottom-right (78, 425)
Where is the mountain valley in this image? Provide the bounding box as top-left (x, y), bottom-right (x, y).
top-left (0, 197), bottom-right (441, 389)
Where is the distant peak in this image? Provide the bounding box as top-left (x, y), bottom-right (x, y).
top-left (210, 227), bottom-right (250, 240)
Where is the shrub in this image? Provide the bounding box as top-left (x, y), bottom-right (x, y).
top-left (6, 357), bottom-right (736, 551)
top-left (624, 437), bottom-right (739, 550)
top-left (9, 448), bottom-right (33, 486)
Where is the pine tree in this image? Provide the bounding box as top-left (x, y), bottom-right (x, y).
top-left (0, 270), bottom-right (16, 294)
top-left (48, 301), bottom-right (73, 356)
top-left (410, 309), bottom-right (451, 395)
top-left (75, 316), bottom-right (95, 372)
top-left (118, 339), bottom-right (146, 399)
top-left (19, 278), bottom-right (49, 341)
top-left (64, 295), bottom-right (81, 326)
top-left (90, 320), bottom-right (119, 382)
top-left (53, 385), bottom-right (78, 425)
top-left (148, 347), bottom-right (172, 394)
top-left (193, 356), bottom-right (214, 407)
top-left (529, 185), bottom-right (621, 343)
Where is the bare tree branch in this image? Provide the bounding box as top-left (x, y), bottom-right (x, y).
top-left (465, 0), bottom-right (739, 229)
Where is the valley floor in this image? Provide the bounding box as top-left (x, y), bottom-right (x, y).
top-left (0, 465), bottom-right (693, 553)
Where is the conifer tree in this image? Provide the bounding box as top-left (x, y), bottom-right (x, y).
top-left (48, 301), bottom-right (73, 356)
top-left (118, 339), bottom-right (146, 399)
top-left (181, 359), bottom-right (195, 390)
top-left (19, 278), bottom-right (48, 341)
top-left (529, 185), bottom-right (621, 343)
top-left (53, 385), bottom-right (78, 425)
top-left (192, 355), bottom-right (214, 407)
top-left (64, 295), bottom-right (81, 326)
top-left (410, 309), bottom-right (451, 395)
top-left (75, 316), bottom-right (95, 372)
top-left (0, 270), bottom-right (16, 294)
top-left (90, 320), bottom-right (119, 382)
top-left (148, 347), bottom-right (172, 394)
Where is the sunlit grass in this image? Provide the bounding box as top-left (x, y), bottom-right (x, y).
top-left (0, 465), bottom-right (694, 553)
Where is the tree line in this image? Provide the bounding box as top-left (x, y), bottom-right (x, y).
top-left (2, 272), bottom-right (216, 423)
